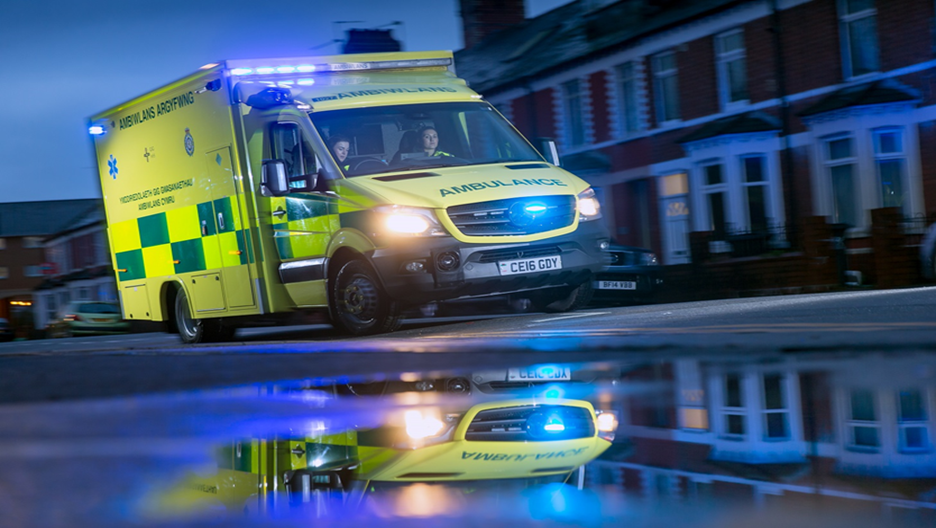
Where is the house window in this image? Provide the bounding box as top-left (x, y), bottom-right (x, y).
top-left (742, 156), bottom-right (769, 233)
top-left (839, 0), bottom-right (879, 78)
top-left (762, 374), bottom-right (789, 440)
top-left (23, 265), bottom-right (43, 278)
top-left (616, 62), bottom-right (641, 135)
top-left (715, 30), bottom-right (748, 107)
top-left (45, 294), bottom-right (57, 324)
top-left (0, 267), bottom-right (8, 279)
top-left (652, 51), bottom-right (680, 123)
top-left (23, 237), bottom-right (43, 249)
top-left (824, 136), bottom-right (858, 226)
top-left (723, 374), bottom-right (746, 437)
top-left (897, 389), bottom-right (929, 452)
top-left (700, 162), bottom-right (729, 239)
top-left (562, 79), bottom-right (585, 146)
top-left (0, 238), bottom-right (5, 249)
top-left (848, 389), bottom-right (880, 450)
top-left (873, 128), bottom-right (906, 211)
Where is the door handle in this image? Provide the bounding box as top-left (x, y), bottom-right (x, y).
top-left (217, 212), bottom-right (225, 231)
top-left (273, 208), bottom-right (286, 218)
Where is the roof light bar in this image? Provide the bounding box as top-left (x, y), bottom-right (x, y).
top-left (227, 57), bottom-right (451, 77)
top-left (89, 125), bottom-right (106, 136)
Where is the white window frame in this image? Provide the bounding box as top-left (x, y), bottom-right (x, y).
top-left (761, 373), bottom-right (790, 441)
top-left (715, 29), bottom-right (749, 110)
top-left (872, 127), bottom-right (908, 212)
top-left (847, 389), bottom-right (881, 452)
top-left (897, 389), bottom-right (931, 453)
top-left (823, 134), bottom-right (860, 227)
top-left (720, 373), bottom-right (747, 439)
top-left (651, 51), bottom-right (680, 125)
top-left (562, 79), bottom-right (585, 147)
top-left (0, 267), bottom-right (8, 279)
top-left (699, 160), bottom-right (730, 240)
top-left (616, 61), bottom-right (642, 136)
top-left (22, 236), bottom-right (43, 249)
top-left (838, 0), bottom-right (880, 79)
top-left (740, 154), bottom-right (771, 233)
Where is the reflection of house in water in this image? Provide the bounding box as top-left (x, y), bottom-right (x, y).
top-left (588, 355), bottom-right (936, 518)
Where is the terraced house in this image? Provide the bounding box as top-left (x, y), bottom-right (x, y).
top-left (456, 0), bottom-right (936, 292)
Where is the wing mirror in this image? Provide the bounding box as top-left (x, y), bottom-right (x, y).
top-left (262, 159), bottom-right (318, 196)
top-left (536, 138), bottom-right (560, 166)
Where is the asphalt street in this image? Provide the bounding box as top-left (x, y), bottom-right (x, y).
top-left (1, 287), bottom-right (935, 403)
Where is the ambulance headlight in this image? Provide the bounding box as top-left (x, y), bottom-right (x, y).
top-left (405, 410), bottom-right (445, 440)
top-left (577, 188), bottom-right (601, 221)
top-left (376, 206), bottom-right (446, 236)
top-left (596, 410), bottom-right (618, 442)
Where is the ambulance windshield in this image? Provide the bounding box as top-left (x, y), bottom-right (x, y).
top-left (310, 102), bottom-right (543, 177)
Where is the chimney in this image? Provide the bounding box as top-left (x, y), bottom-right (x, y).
top-left (343, 29), bottom-right (402, 54)
top-left (459, 0), bottom-right (526, 50)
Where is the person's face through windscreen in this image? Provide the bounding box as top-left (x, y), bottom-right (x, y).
top-left (332, 141), bottom-right (349, 163)
top-left (420, 128), bottom-right (439, 154)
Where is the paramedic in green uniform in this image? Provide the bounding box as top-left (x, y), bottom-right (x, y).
top-left (417, 126), bottom-right (452, 157)
top-left (329, 134), bottom-right (351, 170)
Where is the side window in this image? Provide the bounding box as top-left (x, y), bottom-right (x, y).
top-left (271, 123), bottom-right (319, 182)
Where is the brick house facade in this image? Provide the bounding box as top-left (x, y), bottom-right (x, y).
top-left (455, 0), bottom-right (936, 287)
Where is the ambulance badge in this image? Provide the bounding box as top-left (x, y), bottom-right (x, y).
top-left (184, 128), bottom-right (195, 156)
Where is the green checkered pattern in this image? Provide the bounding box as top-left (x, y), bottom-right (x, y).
top-left (111, 196), bottom-right (254, 282)
top-left (271, 195), bottom-right (339, 260)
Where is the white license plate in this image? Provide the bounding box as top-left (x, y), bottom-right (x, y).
top-left (498, 255), bottom-right (562, 276)
top-left (508, 366), bottom-right (572, 381)
top-left (596, 280), bottom-right (637, 290)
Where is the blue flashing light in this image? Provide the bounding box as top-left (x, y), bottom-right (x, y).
top-left (256, 67), bottom-right (275, 75)
top-left (231, 68), bottom-right (253, 76)
top-left (88, 125), bottom-right (105, 136)
top-left (545, 389), bottom-right (561, 399)
top-left (297, 79), bottom-right (315, 86)
top-left (544, 423), bottom-right (565, 432)
top-left (525, 204), bottom-right (547, 213)
top-left (276, 66), bottom-right (296, 73)
top-left (297, 65), bottom-right (316, 73)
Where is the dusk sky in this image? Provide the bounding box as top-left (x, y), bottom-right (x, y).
top-left (0, 0), bottom-right (568, 204)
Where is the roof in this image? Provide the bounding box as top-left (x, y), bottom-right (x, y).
top-left (454, 0), bottom-right (743, 95)
top-left (679, 111), bottom-right (780, 143)
top-left (0, 199), bottom-right (100, 237)
top-left (798, 80), bottom-right (919, 117)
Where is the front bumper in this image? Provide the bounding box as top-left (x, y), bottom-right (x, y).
top-left (592, 267), bottom-right (662, 299)
top-left (370, 220), bottom-right (608, 304)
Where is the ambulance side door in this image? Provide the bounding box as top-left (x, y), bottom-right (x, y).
top-left (268, 121), bottom-right (336, 307)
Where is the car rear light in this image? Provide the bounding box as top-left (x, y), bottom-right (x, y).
top-left (63, 314), bottom-right (79, 322)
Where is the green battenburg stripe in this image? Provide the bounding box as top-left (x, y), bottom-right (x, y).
top-left (138, 213), bottom-right (170, 248)
top-left (275, 235), bottom-right (293, 260)
top-left (197, 202), bottom-right (216, 237)
top-left (115, 249), bottom-right (146, 281)
top-left (245, 228), bottom-right (255, 264)
top-left (236, 231), bottom-right (248, 265)
top-left (234, 442), bottom-right (253, 473)
top-left (287, 196), bottom-right (329, 222)
top-left (171, 238), bottom-right (206, 274)
top-left (214, 196), bottom-right (234, 233)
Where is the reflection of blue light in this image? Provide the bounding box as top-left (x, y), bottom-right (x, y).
top-left (545, 389), bottom-right (561, 399)
top-left (544, 415), bottom-right (564, 432)
top-left (525, 204), bottom-right (547, 213)
top-left (541, 367), bottom-right (554, 376)
top-left (297, 65), bottom-right (316, 73)
top-left (297, 79), bottom-right (315, 86)
top-left (231, 68), bottom-right (252, 76)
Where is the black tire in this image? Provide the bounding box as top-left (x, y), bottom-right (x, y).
top-left (330, 259), bottom-right (402, 336)
top-left (174, 288), bottom-right (235, 344)
top-left (535, 280), bottom-right (595, 313)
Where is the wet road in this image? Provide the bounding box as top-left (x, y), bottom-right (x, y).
top-left (3, 288), bottom-right (936, 527)
top-left (2, 288), bottom-right (935, 403)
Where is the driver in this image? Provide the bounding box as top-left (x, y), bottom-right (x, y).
top-left (328, 134), bottom-right (351, 171)
top-left (417, 126), bottom-right (452, 157)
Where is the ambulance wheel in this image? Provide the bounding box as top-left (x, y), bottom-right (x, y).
top-left (174, 288), bottom-right (234, 343)
top-left (331, 259), bottom-right (401, 336)
top-left (536, 280), bottom-right (594, 313)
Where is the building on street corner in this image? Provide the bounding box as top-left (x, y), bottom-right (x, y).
top-left (455, 0), bottom-right (936, 294)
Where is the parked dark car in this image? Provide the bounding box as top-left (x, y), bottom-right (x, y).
top-left (591, 244), bottom-right (663, 305)
top-left (0, 318), bottom-right (13, 342)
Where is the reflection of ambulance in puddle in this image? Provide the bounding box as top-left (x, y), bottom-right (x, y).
top-left (150, 398), bottom-right (615, 517)
top-left (90, 51), bottom-right (609, 342)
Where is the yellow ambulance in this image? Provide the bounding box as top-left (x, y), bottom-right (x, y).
top-left (90, 51), bottom-right (609, 342)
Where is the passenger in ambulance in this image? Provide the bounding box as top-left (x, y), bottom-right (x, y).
top-left (328, 134), bottom-right (351, 171)
top-left (417, 126), bottom-right (452, 157)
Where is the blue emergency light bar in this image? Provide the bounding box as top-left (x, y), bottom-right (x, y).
top-left (88, 125), bottom-right (106, 136)
top-left (228, 58), bottom-right (452, 77)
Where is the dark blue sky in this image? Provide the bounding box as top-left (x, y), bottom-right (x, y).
top-left (0, 0), bottom-right (567, 204)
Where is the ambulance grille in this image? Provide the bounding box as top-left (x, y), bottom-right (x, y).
top-left (465, 405), bottom-right (595, 442)
top-left (477, 244), bottom-right (560, 264)
top-left (446, 195), bottom-right (575, 236)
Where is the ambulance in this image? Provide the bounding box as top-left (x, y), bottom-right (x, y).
top-left (90, 51), bottom-right (609, 343)
top-left (148, 397), bottom-right (615, 518)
